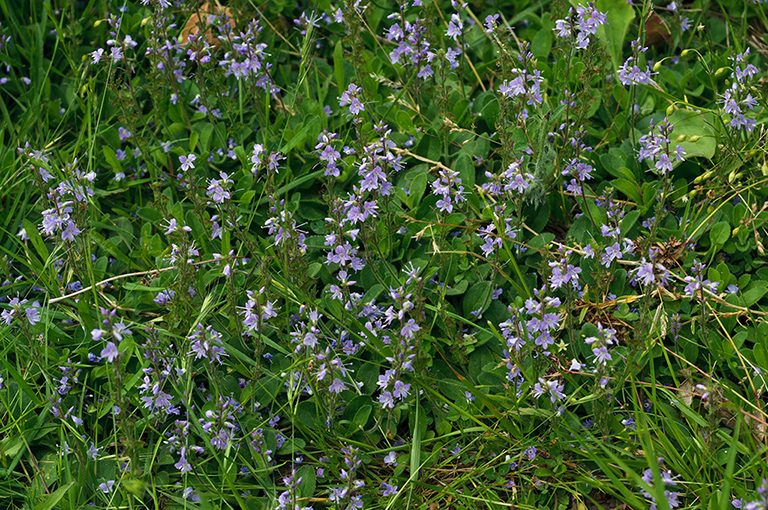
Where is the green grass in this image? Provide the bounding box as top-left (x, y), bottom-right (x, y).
top-left (1, 0), bottom-right (768, 508)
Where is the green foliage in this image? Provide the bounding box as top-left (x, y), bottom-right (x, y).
top-left (1, 0), bottom-right (768, 508)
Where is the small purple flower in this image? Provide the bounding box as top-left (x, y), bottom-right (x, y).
top-left (392, 380), bottom-right (411, 399)
top-left (98, 480), bottom-right (115, 493)
top-left (339, 83), bottom-right (365, 115)
top-left (88, 442), bottom-right (101, 460)
top-left (383, 451), bottom-right (397, 466)
top-left (179, 153), bottom-right (196, 172)
top-left (101, 342), bottom-right (119, 363)
top-left (381, 482), bottom-right (398, 496)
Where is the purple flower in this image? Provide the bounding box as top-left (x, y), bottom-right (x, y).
top-left (632, 258), bottom-right (656, 286)
top-left (379, 390), bottom-right (395, 409)
top-left (88, 442), bottom-right (101, 460)
top-left (339, 83), bottom-right (365, 115)
top-left (485, 14), bottom-right (499, 33)
top-left (593, 345), bottom-right (612, 364)
top-left (618, 56), bottom-right (653, 85)
top-left (329, 378), bottom-right (346, 394)
top-left (25, 306), bottom-right (40, 325)
top-left (98, 480), bottom-right (115, 493)
top-left (101, 342), bottom-right (119, 363)
top-left (381, 482), bottom-right (398, 496)
top-left (392, 380), bottom-right (411, 399)
top-left (175, 448), bottom-right (193, 474)
top-left (179, 153), bottom-right (196, 172)
top-left (154, 289), bottom-right (176, 306)
top-left (445, 13), bottom-right (463, 40)
top-left (400, 319), bottom-right (420, 340)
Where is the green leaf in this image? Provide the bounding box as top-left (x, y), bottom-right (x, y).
top-left (727, 281), bottom-right (768, 308)
top-left (462, 281), bottom-right (492, 317)
top-left (611, 178), bottom-right (642, 205)
top-left (102, 146), bottom-right (122, 173)
top-left (279, 120), bottom-right (313, 155)
top-left (569, 0), bottom-right (634, 70)
top-left (709, 221), bottom-right (730, 246)
top-left (454, 153), bottom-right (475, 191)
top-left (192, 122), bottom-right (215, 153)
top-left (669, 110), bottom-right (717, 160)
top-left (600, 151), bottom-right (634, 181)
top-left (353, 404), bottom-right (372, 429)
top-left (531, 28), bottom-right (552, 59)
top-left (22, 219), bottom-right (49, 262)
top-left (407, 171), bottom-right (427, 210)
top-left (334, 39), bottom-right (344, 95)
top-left (33, 482), bottom-right (74, 510)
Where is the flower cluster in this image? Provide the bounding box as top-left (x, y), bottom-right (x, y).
top-left (553, 3), bottom-right (608, 50)
top-left (548, 250), bottom-right (582, 291)
top-left (498, 65), bottom-right (544, 118)
top-left (431, 166), bottom-right (466, 214)
top-left (719, 48), bottom-right (760, 132)
top-left (1, 296), bottom-right (41, 326)
top-left (630, 256), bottom-right (670, 288)
top-left (188, 323), bottom-right (228, 364)
top-left (637, 118), bottom-right (686, 175)
top-left (482, 157), bottom-right (534, 197)
top-left (500, 288), bottom-right (563, 359)
top-left (218, 19), bottom-right (276, 94)
top-left (241, 287), bottom-right (279, 336)
top-left (199, 396), bottom-right (241, 450)
top-left (92, 13), bottom-right (138, 65)
top-left (618, 40), bottom-right (654, 86)
top-left (639, 459), bottom-right (681, 510)
top-left (264, 197), bottom-right (308, 256)
top-left (585, 322), bottom-right (617, 366)
top-left (329, 445), bottom-right (365, 509)
top-left (315, 130), bottom-right (343, 177)
top-left (682, 260), bottom-right (718, 299)
top-left (477, 205), bottom-right (518, 258)
top-left (594, 191), bottom-right (633, 268)
top-left (205, 171), bottom-right (232, 203)
top-left (385, 14), bottom-right (435, 79)
top-left (339, 83), bottom-right (365, 116)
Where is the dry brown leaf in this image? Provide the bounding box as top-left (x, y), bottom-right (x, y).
top-left (180, 2), bottom-right (236, 47)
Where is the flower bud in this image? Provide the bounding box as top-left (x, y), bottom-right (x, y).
top-left (694, 170), bottom-right (713, 183)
